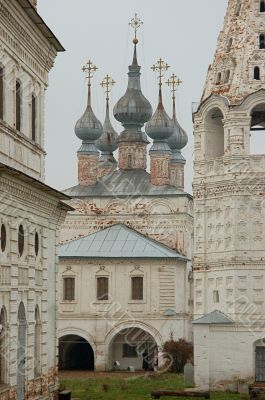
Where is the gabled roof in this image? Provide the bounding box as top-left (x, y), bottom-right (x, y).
top-left (59, 224), bottom-right (188, 260)
top-left (192, 310), bottom-right (234, 325)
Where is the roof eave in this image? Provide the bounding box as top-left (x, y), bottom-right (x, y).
top-left (17, 0), bottom-right (65, 52)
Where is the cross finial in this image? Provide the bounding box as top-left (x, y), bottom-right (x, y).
top-left (151, 58), bottom-right (170, 88)
top-left (129, 13), bottom-right (143, 43)
top-left (82, 60), bottom-right (98, 87)
top-left (166, 73), bottom-right (182, 120)
top-left (101, 74), bottom-right (115, 103)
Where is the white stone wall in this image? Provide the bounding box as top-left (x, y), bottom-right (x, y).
top-left (0, 0), bottom-right (58, 180)
top-left (58, 257), bottom-right (192, 371)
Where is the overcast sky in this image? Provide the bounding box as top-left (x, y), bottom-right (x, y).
top-left (38, 0), bottom-right (228, 193)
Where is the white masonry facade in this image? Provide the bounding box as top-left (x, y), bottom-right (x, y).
top-left (0, 1), bottom-right (70, 399)
top-left (193, 0), bottom-right (265, 390)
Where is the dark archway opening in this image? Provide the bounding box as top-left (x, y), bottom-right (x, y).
top-left (250, 103), bottom-right (265, 154)
top-left (59, 335), bottom-right (94, 371)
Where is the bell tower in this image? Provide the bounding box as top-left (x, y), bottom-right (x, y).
top-left (193, 0), bottom-right (265, 389)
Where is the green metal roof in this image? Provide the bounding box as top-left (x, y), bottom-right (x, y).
top-left (59, 224), bottom-right (187, 260)
top-left (193, 310), bottom-right (234, 325)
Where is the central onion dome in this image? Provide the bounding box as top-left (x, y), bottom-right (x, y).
top-left (168, 118), bottom-right (188, 153)
top-left (75, 62), bottom-right (103, 154)
top-left (114, 42), bottom-right (152, 130)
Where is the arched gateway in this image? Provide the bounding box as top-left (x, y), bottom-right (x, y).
top-left (59, 335), bottom-right (94, 371)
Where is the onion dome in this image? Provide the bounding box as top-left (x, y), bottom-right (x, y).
top-left (113, 42), bottom-right (152, 130)
top-left (166, 73), bottom-right (188, 161)
top-left (96, 75), bottom-right (118, 161)
top-left (75, 60), bottom-right (103, 154)
top-left (146, 58), bottom-right (174, 152)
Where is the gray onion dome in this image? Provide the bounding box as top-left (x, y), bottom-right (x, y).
top-left (146, 91), bottom-right (174, 140)
top-left (75, 86), bottom-right (103, 142)
top-left (96, 102), bottom-right (118, 153)
top-left (168, 118), bottom-right (188, 151)
top-left (114, 44), bottom-right (152, 128)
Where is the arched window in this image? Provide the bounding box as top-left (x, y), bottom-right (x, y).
top-left (254, 66), bottom-right (261, 80)
top-left (1, 224), bottom-right (6, 253)
top-left (34, 306), bottom-right (41, 377)
top-left (0, 307), bottom-right (7, 384)
top-left (259, 34), bottom-right (265, 49)
top-left (16, 81), bottom-right (21, 131)
top-left (35, 232), bottom-right (39, 256)
top-left (227, 38), bottom-right (233, 52)
top-left (0, 66), bottom-right (4, 120)
top-left (31, 94), bottom-right (36, 141)
top-left (128, 154), bottom-right (132, 168)
top-left (216, 72), bottom-right (222, 85)
top-left (18, 225), bottom-right (24, 257)
top-left (224, 70), bottom-right (231, 83)
top-left (205, 108), bottom-right (225, 159)
top-left (260, 0), bottom-right (265, 12)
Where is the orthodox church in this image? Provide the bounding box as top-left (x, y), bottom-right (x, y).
top-left (58, 17), bottom-right (193, 372)
top-left (193, 0), bottom-right (265, 390)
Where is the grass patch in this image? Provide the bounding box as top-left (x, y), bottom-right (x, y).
top-left (60, 373), bottom-right (242, 400)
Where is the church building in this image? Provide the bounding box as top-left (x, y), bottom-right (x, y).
top-left (0, 0), bottom-right (71, 399)
top-left (193, 0), bottom-right (265, 390)
top-left (58, 16), bottom-right (193, 372)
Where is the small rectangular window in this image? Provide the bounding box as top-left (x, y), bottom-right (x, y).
top-left (97, 277), bottom-right (109, 300)
top-left (16, 81), bottom-right (21, 131)
top-left (213, 290), bottom-right (220, 303)
top-left (63, 277), bottom-right (75, 301)
top-left (123, 344), bottom-right (138, 358)
top-left (131, 276), bottom-right (143, 300)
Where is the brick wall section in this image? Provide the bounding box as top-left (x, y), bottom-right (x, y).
top-left (78, 154), bottom-right (98, 186)
top-left (150, 153), bottom-right (171, 186)
top-left (118, 143), bottom-right (147, 170)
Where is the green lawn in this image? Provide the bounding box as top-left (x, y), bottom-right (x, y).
top-left (60, 373), bottom-right (242, 400)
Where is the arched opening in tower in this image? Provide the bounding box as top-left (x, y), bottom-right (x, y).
top-left (250, 104), bottom-right (265, 155)
top-left (204, 107), bottom-right (224, 159)
top-left (59, 335), bottom-right (94, 371)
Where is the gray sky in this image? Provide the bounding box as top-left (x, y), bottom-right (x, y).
top-left (38, 0), bottom-right (228, 193)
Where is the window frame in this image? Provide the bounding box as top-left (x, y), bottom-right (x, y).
top-left (63, 277), bottom-right (75, 301)
top-left (16, 80), bottom-right (22, 131)
top-left (131, 276), bottom-right (144, 301)
top-left (122, 343), bottom-right (138, 358)
top-left (31, 93), bottom-right (37, 142)
top-left (96, 276), bottom-right (109, 301)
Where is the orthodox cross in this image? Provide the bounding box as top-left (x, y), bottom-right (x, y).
top-left (166, 73), bottom-right (182, 119)
top-left (151, 58), bottom-right (170, 89)
top-left (82, 60), bottom-right (98, 106)
top-left (82, 60), bottom-right (98, 87)
top-left (101, 74), bottom-right (115, 103)
top-left (129, 13), bottom-right (143, 42)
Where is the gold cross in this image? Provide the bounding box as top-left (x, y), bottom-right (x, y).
top-left (129, 13), bottom-right (143, 41)
top-left (166, 73), bottom-right (182, 96)
top-left (82, 60), bottom-right (98, 86)
top-left (101, 74), bottom-right (115, 102)
top-left (151, 58), bottom-right (170, 87)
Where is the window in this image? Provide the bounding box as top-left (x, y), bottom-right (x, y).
top-left (0, 224), bottom-right (6, 253)
top-left (128, 154), bottom-right (132, 169)
top-left (224, 70), bottom-right (230, 83)
top-left (32, 94), bottom-right (36, 141)
top-left (213, 290), bottom-right (220, 303)
top-left (35, 232), bottom-right (39, 256)
top-left (0, 67), bottom-right (3, 120)
top-left (123, 344), bottom-right (138, 358)
top-left (131, 276), bottom-right (143, 300)
top-left (260, 34), bottom-right (265, 49)
top-left (18, 225), bottom-right (24, 257)
top-left (63, 277), bottom-right (75, 301)
top-left (97, 277), bottom-right (109, 300)
top-left (216, 72), bottom-right (222, 85)
top-left (227, 38), bottom-right (233, 52)
top-left (254, 66), bottom-right (261, 80)
top-left (34, 306), bottom-right (41, 377)
top-left (16, 81), bottom-right (21, 131)
top-left (261, 0), bottom-right (265, 12)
